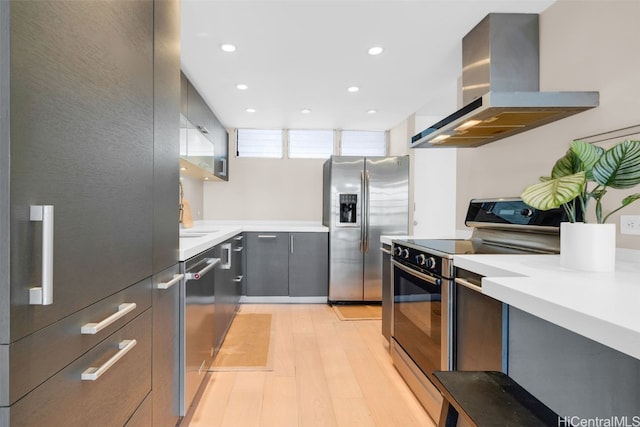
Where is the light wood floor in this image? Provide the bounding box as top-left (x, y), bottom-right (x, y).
top-left (184, 304), bottom-right (435, 427)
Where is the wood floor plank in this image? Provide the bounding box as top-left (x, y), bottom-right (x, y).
top-left (260, 375), bottom-right (299, 427)
top-left (331, 397), bottom-right (376, 427)
top-left (271, 305), bottom-right (296, 377)
top-left (293, 331), bottom-right (339, 427)
top-left (220, 371), bottom-right (267, 427)
top-left (184, 372), bottom-right (236, 427)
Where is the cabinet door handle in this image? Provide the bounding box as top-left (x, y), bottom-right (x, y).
top-left (185, 258), bottom-right (219, 280)
top-left (157, 274), bottom-right (184, 290)
top-left (233, 246), bottom-right (243, 252)
top-left (81, 339), bottom-right (137, 381)
top-left (29, 205), bottom-right (54, 305)
top-left (81, 303), bottom-right (137, 335)
top-left (197, 125), bottom-right (209, 134)
top-left (257, 235), bottom-right (277, 239)
top-left (221, 243), bottom-right (232, 270)
top-left (220, 158), bottom-right (227, 177)
top-left (290, 234), bottom-right (294, 254)
top-left (233, 275), bottom-right (243, 283)
top-left (233, 235), bottom-right (243, 241)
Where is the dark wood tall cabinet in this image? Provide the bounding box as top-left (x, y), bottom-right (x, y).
top-left (0, 1), bottom-right (180, 425)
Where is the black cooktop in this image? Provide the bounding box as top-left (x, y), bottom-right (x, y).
top-left (399, 238), bottom-right (547, 257)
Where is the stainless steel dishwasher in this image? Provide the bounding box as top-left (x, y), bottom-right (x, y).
top-left (180, 248), bottom-right (220, 415)
top-left (454, 267), bottom-right (506, 372)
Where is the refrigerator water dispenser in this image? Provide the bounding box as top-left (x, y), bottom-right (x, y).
top-left (339, 194), bottom-right (358, 225)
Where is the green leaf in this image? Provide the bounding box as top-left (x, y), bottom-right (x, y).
top-left (551, 149), bottom-right (581, 178)
top-left (621, 193), bottom-right (640, 206)
top-left (592, 140), bottom-right (640, 189)
top-left (570, 140), bottom-right (605, 180)
top-left (521, 172), bottom-right (585, 210)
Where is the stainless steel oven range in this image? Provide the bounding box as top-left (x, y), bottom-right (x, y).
top-left (390, 198), bottom-right (568, 423)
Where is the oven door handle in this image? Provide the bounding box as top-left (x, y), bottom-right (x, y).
top-left (392, 259), bottom-right (441, 286)
top-left (455, 277), bottom-right (482, 293)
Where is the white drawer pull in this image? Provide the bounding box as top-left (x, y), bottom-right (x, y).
top-left (158, 274), bottom-right (184, 290)
top-left (233, 275), bottom-right (243, 283)
top-left (81, 303), bottom-right (137, 335)
top-left (81, 339), bottom-right (137, 381)
top-left (29, 205), bottom-right (54, 305)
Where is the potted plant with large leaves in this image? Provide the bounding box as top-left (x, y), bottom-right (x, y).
top-left (521, 139), bottom-right (640, 271)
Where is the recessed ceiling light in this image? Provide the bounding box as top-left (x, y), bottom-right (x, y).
top-left (367, 109), bottom-right (377, 114)
top-left (368, 46), bottom-right (383, 56)
top-left (220, 44), bottom-right (236, 52)
top-left (246, 108), bottom-right (256, 113)
top-left (301, 109), bottom-right (312, 114)
top-left (236, 83), bottom-right (248, 90)
top-left (347, 86), bottom-right (360, 93)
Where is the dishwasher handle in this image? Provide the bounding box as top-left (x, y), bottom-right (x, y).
top-left (185, 258), bottom-right (220, 280)
top-left (455, 277), bottom-right (483, 293)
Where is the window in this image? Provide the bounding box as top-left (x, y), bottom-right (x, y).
top-left (288, 129), bottom-right (334, 159)
top-left (340, 130), bottom-right (386, 156)
top-left (237, 129), bottom-right (283, 158)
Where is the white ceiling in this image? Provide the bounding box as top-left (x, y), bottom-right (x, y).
top-left (181, 0), bottom-right (556, 132)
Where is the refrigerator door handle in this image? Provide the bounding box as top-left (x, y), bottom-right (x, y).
top-left (360, 171), bottom-right (365, 253)
top-left (29, 205), bottom-right (54, 305)
top-left (364, 170), bottom-right (370, 253)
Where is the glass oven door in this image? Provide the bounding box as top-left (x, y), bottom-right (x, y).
top-left (392, 259), bottom-right (449, 378)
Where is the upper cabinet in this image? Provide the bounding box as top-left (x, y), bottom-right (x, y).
top-left (180, 72), bottom-right (229, 181)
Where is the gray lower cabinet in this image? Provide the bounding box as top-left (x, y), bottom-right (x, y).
top-left (214, 234), bottom-right (243, 351)
top-left (381, 243), bottom-right (392, 342)
top-left (245, 232), bottom-right (328, 297)
top-left (246, 233), bottom-right (290, 296)
top-left (289, 233), bottom-right (328, 297)
top-left (5, 309), bottom-right (152, 427)
top-left (152, 265), bottom-right (181, 427)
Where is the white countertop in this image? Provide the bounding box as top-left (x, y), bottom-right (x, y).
top-left (179, 220), bottom-right (328, 261)
top-left (453, 249), bottom-right (640, 360)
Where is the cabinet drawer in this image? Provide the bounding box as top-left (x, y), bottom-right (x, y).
top-left (125, 391), bottom-right (152, 427)
top-left (8, 309), bottom-right (152, 427)
top-left (2, 278), bottom-right (151, 406)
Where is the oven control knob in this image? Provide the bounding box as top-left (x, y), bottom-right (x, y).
top-left (394, 246), bottom-right (403, 256)
top-left (425, 257), bottom-right (436, 269)
top-left (521, 208), bottom-right (533, 217)
top-left (415, 254), bottom-right (426, 265)
top-left (402, 249), bottom-right (410, 259)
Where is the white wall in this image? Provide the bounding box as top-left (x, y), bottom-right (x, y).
top-left (455, 0), bottom-right (640, 249)
top-left (202, 132), bottom-right (325, 221)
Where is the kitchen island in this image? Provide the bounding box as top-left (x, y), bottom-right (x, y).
top-left (454, 250), bottom-right (640, 419)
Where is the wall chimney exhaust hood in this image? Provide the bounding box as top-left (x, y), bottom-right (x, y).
top-left (411, 13), bottom-right (599, 149)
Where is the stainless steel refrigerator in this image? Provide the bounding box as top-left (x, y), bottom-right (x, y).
top-left (323, 156), bottom-right (409, 302)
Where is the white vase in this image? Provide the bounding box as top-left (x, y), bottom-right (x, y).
top-left (560, 222), bottom-right (616, 272)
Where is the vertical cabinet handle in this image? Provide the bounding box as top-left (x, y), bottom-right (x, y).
top-left (157, 273), bottom-right (184, 290)
top-left (81, 339), bottom-right (137, 381)
top-left (290, 234), bottom-right (294, 254)
top-left (221, 243), bottom-right (232, 269)
top-left (81, 303), bottom-right (137, 334)
top-left (29, 205), bottom-right (54, 305)
top-left (220, 158), bottom-right (227, 177)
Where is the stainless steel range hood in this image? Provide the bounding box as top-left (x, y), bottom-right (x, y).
top-left (411, 13), bottom-right (599, 149)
